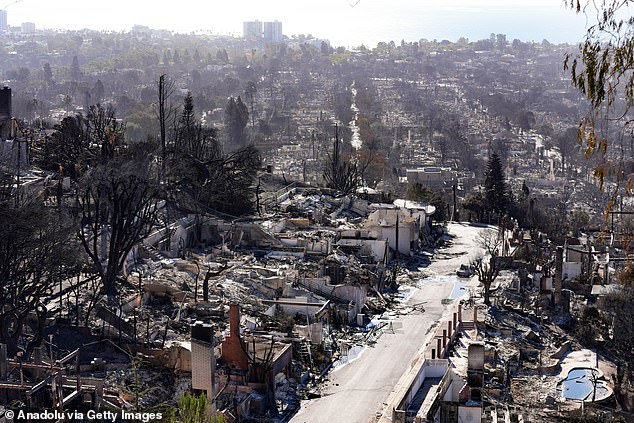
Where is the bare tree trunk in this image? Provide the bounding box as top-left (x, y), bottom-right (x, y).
top-left (483, 280), bottom-right (492, 305)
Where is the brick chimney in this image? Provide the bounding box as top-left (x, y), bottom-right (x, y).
top-left (221, 304), bottom-right (249, 371)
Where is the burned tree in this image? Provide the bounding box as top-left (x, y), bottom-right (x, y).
top-left (39, 114), bottom-right (91, 181)
top-left (323, 125), bottom-right (364, 194)
top-left (85, 103), bottom-right (126, 161)
top-left (168, 95), bottom-right (261, 216)
top-left (0, 172), bottom-right (79, 356)
top-left (36, 104), bottom-right (125, 181)
top-left (484, 152), bottom-right (509, 221)
top-left (77, 159), bottom-right (161, 300)
top-left (471, 229), bottom-right (503, 305)
top-left (244, 80), bottom-right (258, 128)
top-left (157, 74), bottom-right (176, 170)
top-left (223, 96), bottom-right (249, 150)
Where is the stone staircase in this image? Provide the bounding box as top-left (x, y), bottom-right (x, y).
top-left (292, 331), bottom-right (313, 368)
top-left (139, 243), bottom-right (164, 262)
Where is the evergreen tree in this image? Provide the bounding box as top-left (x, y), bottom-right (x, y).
top-left (223, 96), bottom-right (249, 149)
top-left (216, 48), bottom-right (229, 63)
top-left (93, 79), bottom-right (105, 104)
top-left (42, 62), bottom-right (53, 85)
top-left (406, 183), bottom-right (447, 223)
top-left (70, 55), bottom-right (81, 81)
top-left (484, 152), bottom-right (508, 218)
top-left (168, 95), bottom-right (260, 215)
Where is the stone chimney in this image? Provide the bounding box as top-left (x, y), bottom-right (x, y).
top-left (191, 321), bottom-right (215, 399)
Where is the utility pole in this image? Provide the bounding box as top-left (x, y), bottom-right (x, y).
top-left (395, 213), bottom-right (399, 262)
top-left (10, 118), bottom-right (24, 207)
top-left (452, 183), bottom-right (458, 221)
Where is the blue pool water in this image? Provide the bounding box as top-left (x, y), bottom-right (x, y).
top-left (558, 368), bottom-right (610, 401)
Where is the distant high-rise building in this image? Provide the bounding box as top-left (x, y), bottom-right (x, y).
top-left (21, 22), bottom-right (35, 34)
top-left (243, 20), bottom-right (262, 40)
top-left (263, 20), bottom-right (283, 43)
top-left (0, 10), bottom-right (7, 31)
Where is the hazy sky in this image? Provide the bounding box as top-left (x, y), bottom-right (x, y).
top-left (5, 0), bottom-right (592, 46)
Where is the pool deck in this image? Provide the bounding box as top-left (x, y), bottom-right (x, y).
top-left (557, 349), bottom-right (614, 403)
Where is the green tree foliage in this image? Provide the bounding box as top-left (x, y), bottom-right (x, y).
top-left (557, 126), bottom-right (580, 173)
top-left (603, 287), bottom-right (634, 368)
top-left (333, 84), bottom-right (353, 126)
top-left (163, 392), bottom-right (226, 423)
top-left (574, 307), bottom-right (607, 346)
top-left (463, 192), bottom-right (486, 222)
top-left (42, 62), bottom-right (53, 86)
top-left (125, 104), bottom-right (157, 143)
top-left (93, 79), bottom-right (105, 104)
top-left (484, 152), bottom-right (509, 218)
top-left (178, 392), bottom-right (210, 423)
top-left (216, 48), bottom-right (229, 64)
top-left (569, 209), bottom-right (590, 237)
top-left (477, 92), bottom-right (534, 132)
top-left (406, 183), bottom-right (447, 223)
top-left (565, 1), bottom-right (634, 113)
top-left (70, 55), bottom-right (81, 80)
top-left (40, 114), bottom-right (90, 180)
top-left (223, 96), bottom-right (249, 149)
top-left (564, 1), bottom-right (634, 190)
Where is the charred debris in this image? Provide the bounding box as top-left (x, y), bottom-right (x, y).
top-left (0, 177), bottom-right (442, 421)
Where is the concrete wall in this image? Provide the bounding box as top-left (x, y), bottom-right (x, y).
top-left (295, 322), bottom-right (324, 344)
top-left (263, 300), bottom-right (328, 322)
top-left (567, 249), bottom-right (584, 263)
top-left (279, 237), bottom-right (331, 254)
top-left (393, 359), bottom-right (449, 423)
top-left (401, 360), bottom-right (448, 409)
top-left (467, 344), bottom-right (485, 370)
top-left (458, 405), bottom-right (482, 423)
top-left (541, 276), bottom-right (553, 291)
top-left (406, 167), bottom-right (455, 188)
top-left (563, 262), bottom-right (582, 280)
top-left (365, 209), bottom-right (418, 256)
top-left (337, 238), bottom-right (388, 263)
top-left (272, 344), bottom-right (293, 376)
top-left (302, 277), bottom-right (367, 316)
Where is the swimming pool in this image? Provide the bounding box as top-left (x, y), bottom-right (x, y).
top-left (556, 368), bottom-right (612, 402)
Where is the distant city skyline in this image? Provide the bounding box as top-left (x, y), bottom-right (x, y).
top-left (2, 0), bottom-right (600, 46)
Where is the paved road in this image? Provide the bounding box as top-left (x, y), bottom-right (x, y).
top-left (290, 223), bottom-right (490, 423)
